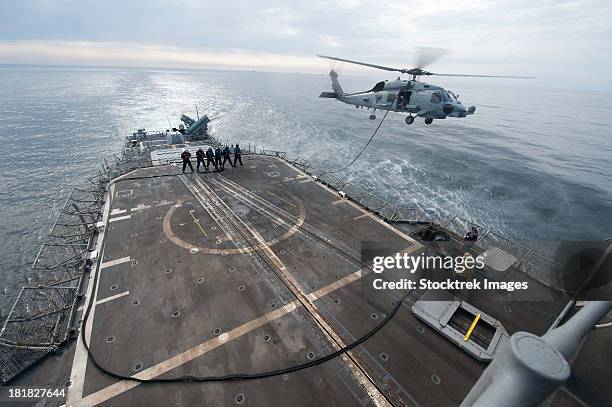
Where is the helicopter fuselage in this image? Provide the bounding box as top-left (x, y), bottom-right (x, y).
top-left (320, 71), bottom-right (476, 124)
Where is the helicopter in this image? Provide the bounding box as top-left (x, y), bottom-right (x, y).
top-left (318, 50), bottom-right (533, 125)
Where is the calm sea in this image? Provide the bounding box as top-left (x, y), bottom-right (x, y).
top-left (1, 65), bottom-right (611, 319)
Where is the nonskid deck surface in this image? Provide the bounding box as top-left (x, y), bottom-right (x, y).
top-left (51, 155), bottom-right (608, 406)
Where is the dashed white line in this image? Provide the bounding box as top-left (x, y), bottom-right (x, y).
top-left (109, 214), bottom-right (132, 223)
top-left (96, 291), bottom-right (130, 305)
top-left (100, 256), bottom-right (131, 269)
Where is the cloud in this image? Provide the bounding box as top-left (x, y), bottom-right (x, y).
top-left (0, 0), bottom-right (610, 85)
top-left (0, 40), bottom-right (328, 72)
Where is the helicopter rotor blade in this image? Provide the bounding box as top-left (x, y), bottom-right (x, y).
top-left (415, 47), bottom-right (448, 69)
top-left (317, 55), bottom-right (407, 73)
top-left (431, 72), bottom-right (536, 79)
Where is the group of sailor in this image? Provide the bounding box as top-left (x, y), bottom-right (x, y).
top-left (181, 144), bottom-right (243, 173)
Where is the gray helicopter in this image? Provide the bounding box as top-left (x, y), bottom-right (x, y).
top-left (318, 52), bottom-right (532, 125)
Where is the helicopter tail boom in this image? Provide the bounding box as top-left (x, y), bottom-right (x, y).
top-left (319, 92), bottom-right (338, 98)
top-left (329, 69), bottom-right (344, 97)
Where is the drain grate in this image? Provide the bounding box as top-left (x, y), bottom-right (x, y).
top-left (235, 393), bottom-right (245, 405)
top-left (380, 353), bottom-right (389, 362)
top-left (171, 311), bottom-right (181, 318)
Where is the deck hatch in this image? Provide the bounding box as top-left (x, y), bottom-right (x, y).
top-left (411, 290), bottom-right (510, 361)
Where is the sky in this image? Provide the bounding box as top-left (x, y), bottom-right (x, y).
top-left (0, 0), bottom-right (611, 87)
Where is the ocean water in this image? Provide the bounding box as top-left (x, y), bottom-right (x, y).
top-left (0, 65), bottom-right (611, 320)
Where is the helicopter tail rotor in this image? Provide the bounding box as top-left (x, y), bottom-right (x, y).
top-left (329, 69), bottom-right (344, 97)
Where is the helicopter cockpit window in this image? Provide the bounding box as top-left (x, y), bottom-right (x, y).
top-left (430, 92), bottom-right (442, 103)
top-left (371, 81), bottom-right (386, 92)
top-left (441, 92), bottom-right (450, 102)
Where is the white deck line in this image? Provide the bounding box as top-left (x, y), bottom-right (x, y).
top-left (196, 180), bottom-right (386, 407)
top-left (77, 291), bottom-right (131, 312)
top-left (66, 183), bottom-right (115, 405)
top-left (100, 256), bottom-right (131, 269)
top-left (279, 158), bottom-right (420, 245)
top-left (110, 208), bottom-right (127, 215)
top-left (70, 220), bottom-right (412, 406)
top-left (95, 291), bottom-right (130, 306)
top-left (109, 214), bottom-right (131, 223)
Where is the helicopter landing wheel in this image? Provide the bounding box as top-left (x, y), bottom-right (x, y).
top-left (405, 115), bottom-right (414, 125)
top-left (424, 117), bottom-right (433, 125)
top-left (369, 114), bottom-right (376, 120)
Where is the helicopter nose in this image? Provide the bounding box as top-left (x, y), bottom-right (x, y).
top-left (454, 104), bottom-right (468, 117)
top-left (443, 104), bottom-right (453, 114)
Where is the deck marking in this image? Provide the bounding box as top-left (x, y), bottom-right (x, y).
top-left (100, 256), bottom-right (131, 269)
top-left (353, 213), bottom-right (369, 220)
top-left (298, 179), bottom-right (311, 183)
top-left (331, 198), bottom-right (347, 206)
top-left (169, 176), bottom-right (305, 255)
top-left (197, 180), bottom-right (387, 407)
top-left (110, 208), bottom-right (126, 215)
top-left (96, 291), bottom-right (130, 306)
top-left (279, 158), bottom-right (419, 245)
top-left (464, 313), bottom-right (481, 342)
top-left (70, 161), bottom-right (416, 406)
top-left (131, 204), bottom-right (151, 211)
top-left (189, 211), bottom-right (208, 237)
top-left (66, 183), bottom-right (115, 405)
top-left (109, 214), bottom-right (131, 223)
top-left (307, 244), bottom-right (422, 302)
top-left (72, 302), bottom-right (299, 407)
top-left (266, 191), bottom-right (296, 207)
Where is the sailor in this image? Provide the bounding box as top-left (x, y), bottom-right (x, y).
top-left (196, 147), bottom-right (206, 172)
top-left (215, 147), bottom-right (223, 169)
top-left (233, 144), bottom-right (243, 167)
top-left (181, 148), bottom-right (194, 173)
top-left (222, 145), bottom-right (234, 168)
top-left (206, 147), bottom-right (217, 170)
top-left (462, 226), bottom-right (479, 252)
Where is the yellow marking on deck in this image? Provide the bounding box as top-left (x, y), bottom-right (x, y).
top-left (353, 213), bottom-right (369, 220)
top-left (464, 313), bottom-right (481, 342)
top-left (189, 211), bottom-right (207, 237)
top-left (331, 199), bottom-right (347, 206)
